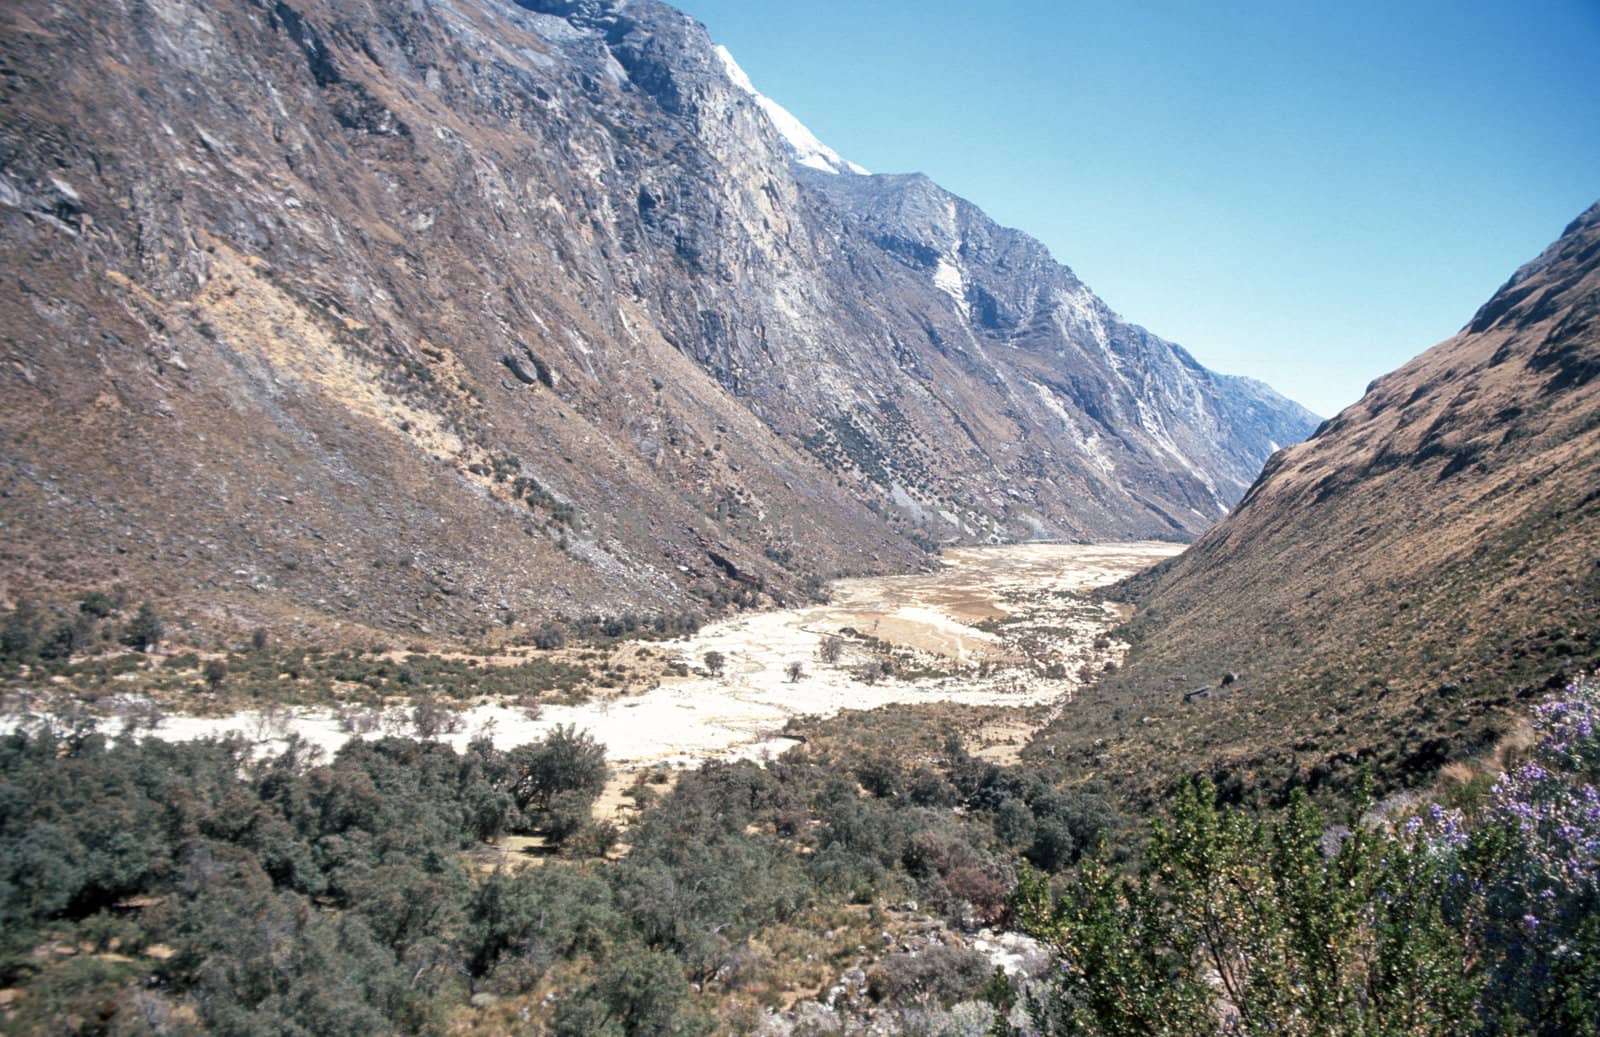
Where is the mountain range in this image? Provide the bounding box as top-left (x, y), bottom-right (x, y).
top-left (0, 0), bottom-right (1315, 640)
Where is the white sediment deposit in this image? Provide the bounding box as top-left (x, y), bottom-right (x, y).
top-left (29, 543), bottom-right (1183, 772)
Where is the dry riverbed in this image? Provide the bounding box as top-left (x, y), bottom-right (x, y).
top-left (16, 542), bottom-right (1182, 773)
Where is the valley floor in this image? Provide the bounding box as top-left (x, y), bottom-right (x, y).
top-left (122, 542), bottom-right (1183, 771)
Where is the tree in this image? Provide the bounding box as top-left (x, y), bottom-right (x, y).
top-left (509, 725), bottom-right (608, 817)
top-left (1, 600), bottom-right (39, 659)
top-left (251, 626), bottom-right (270, 651)
top-left (123, 603), bottom-right (164, 652)
top-left (702, 650), bottom-right (726, 677)
top-left (38, 618), bottom-right (87, 661)
top-left (818, 634), bottom-right (844, 664)
top-left (1016, 777), bottom-right (1480, 1036)
top-left (784, 661), bottom-right (805, 683)
top-left (203, 658), bottom-right (228, 690)
top-left (410, 699), bottom-right (462, 740)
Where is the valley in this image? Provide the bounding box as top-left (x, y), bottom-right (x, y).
top-left (0, 0), bottom-right (1594, 1031)
top-left (103, 542), bottom-right (1181, 772)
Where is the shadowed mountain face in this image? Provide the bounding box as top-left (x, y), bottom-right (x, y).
top-left (1039, 202), bottom-right (1600, 805)
top-left (0, 0), bottom-right (1314, 639)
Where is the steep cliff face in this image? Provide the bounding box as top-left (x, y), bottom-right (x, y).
top-left (798, 169), bottom-right (1310, 538)
top-left (1036, 202), bottom-right (1600, 803)
top-left (0, 0), bottom-right (1314, 639)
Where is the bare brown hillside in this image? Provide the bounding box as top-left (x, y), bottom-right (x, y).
top-left (1033, 202), bottom-right (1600, 805)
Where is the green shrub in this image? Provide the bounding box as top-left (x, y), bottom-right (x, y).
top-left (543, 789), bottom-right (594, 845)
top-left (857, 755), bottom-right (904, 798)
top-left (564, 820), bottom-right (620, 859)
top-left (1016, 777), bottom-right (1480, 1036)
top-left (992, 797), bottom-right (1035, 848)
top-left (121, 603), bottom-right (163, 652)
top-left (550, 944), bottom-right (709, 1037)
top-left (78, 592), bottom-right (118, 619)
top-left (465, 865), bottom-right (618, 982)
top-left (1, 600), bottom-right (40, 660)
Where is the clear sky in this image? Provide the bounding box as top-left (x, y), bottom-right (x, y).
top-left (673, 0), bottom-right (1600, 417)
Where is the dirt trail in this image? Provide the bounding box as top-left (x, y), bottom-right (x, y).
top-left (139, 542), bottom-right (1182, 771)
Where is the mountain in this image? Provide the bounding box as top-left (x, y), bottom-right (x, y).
top-left (0, 0), bottom-right (1315, 640)
top-left (1035, 202), bottom-right (1600, 804)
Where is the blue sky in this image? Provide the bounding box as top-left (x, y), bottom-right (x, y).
top-left (674, 0), bottom-right (1600, 417)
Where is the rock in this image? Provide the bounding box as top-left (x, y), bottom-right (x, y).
top-left (501, 354), bottom-right (540, 386)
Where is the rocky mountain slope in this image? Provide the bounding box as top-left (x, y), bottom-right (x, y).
top-left (1036, 202), bottom-right (1600, 803)
top-left (0, 0), bottom-right (1315, 640)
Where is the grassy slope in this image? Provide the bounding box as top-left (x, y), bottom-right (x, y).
top-left (1030, 201), bottom-right (1600, 808)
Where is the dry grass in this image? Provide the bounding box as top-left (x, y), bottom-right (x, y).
top-left (1040, 211), bottom-right (1600, 810)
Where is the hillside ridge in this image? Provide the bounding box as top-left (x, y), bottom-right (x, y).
top-left (1039, 199), bottom-right (1600, 804)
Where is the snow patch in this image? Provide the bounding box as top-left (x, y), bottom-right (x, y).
top-left (714, 45), bottom-right (868, 176)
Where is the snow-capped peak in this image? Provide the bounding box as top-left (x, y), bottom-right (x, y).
top-left (713, 44), bottom-right (868, 176)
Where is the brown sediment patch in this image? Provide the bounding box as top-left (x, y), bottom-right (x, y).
top-left (970, 710), bottom-right (1052, 766)
top-left (814, 541), bottom-right (1182, 662)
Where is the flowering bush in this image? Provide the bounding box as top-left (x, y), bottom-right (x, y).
top-left (1019, 677), bottom-right (1600, 1036)
top-left (1444, 679), bottom-right (1600, 1034)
